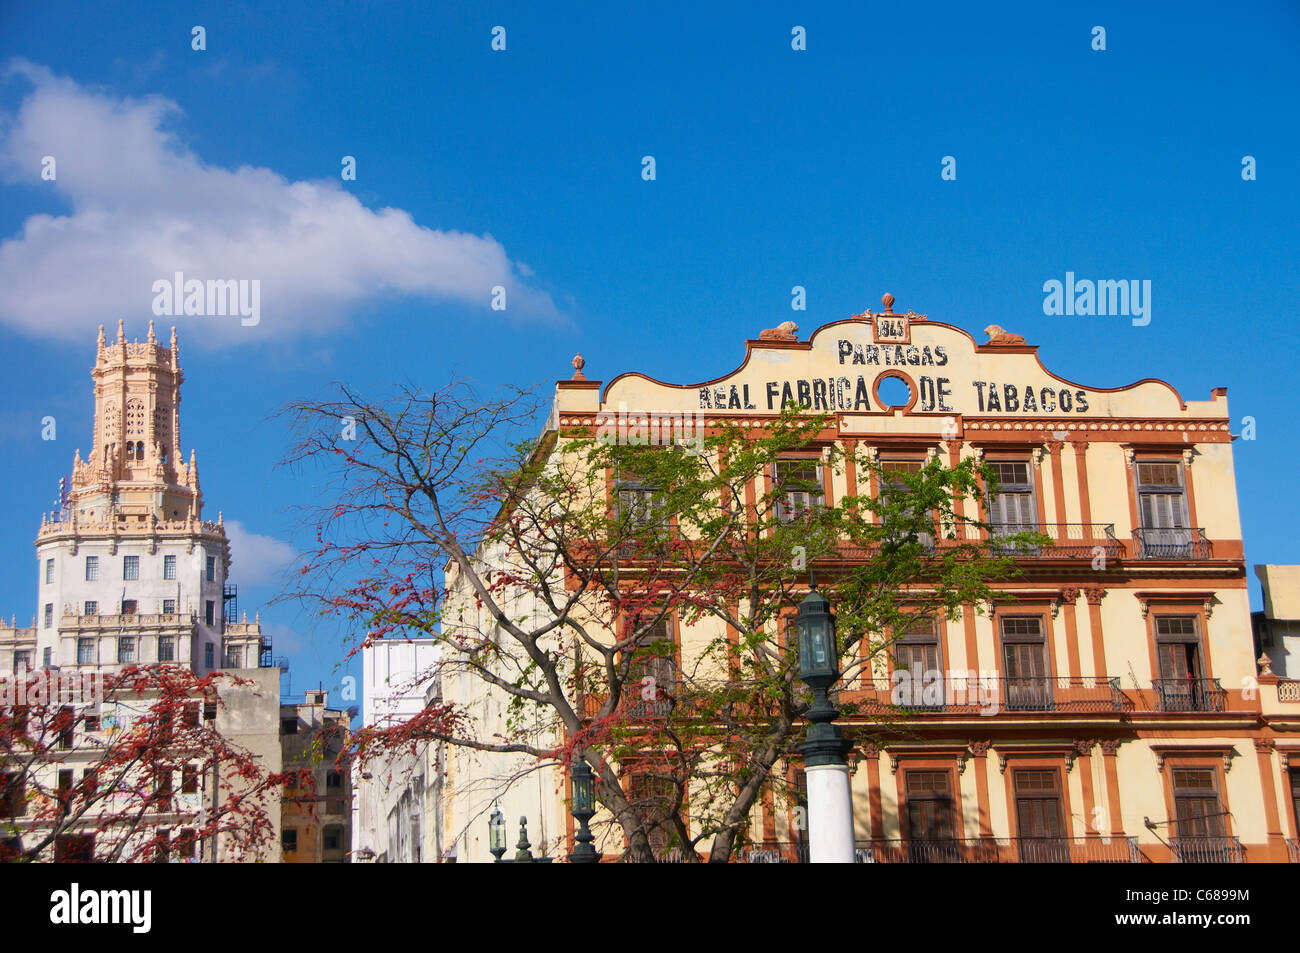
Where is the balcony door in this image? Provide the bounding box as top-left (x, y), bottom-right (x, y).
top-left (624, 617), bottom-right (675, 718)
top-left (1013, 769), bottom-right (1069, 862)
top-left (1172, 768), bottom-right (1230, 862)
top-left (881, 460), bottom-right (934, 553)
top-left (904, 770), bottom-right (958, 862)
top-left (987, 462), bottom-right (1039, 554)
top-left (894, 618), bottom-right (942, 710)
top-left (1001, 617), bottom-right (1052, 711)
top-left (1136, 462), bottom-right (1191, 556)
top-left (1155, 617), bottom-right (1208, 711)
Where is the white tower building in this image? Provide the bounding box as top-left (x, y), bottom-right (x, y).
top-left (2, 320), bottom-right (265, 675)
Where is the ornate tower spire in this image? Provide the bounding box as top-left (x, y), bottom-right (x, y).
top-left (71, 323), bottom-right (194, 521)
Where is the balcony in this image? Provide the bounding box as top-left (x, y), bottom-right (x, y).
top-left (848, 675), bottom-right (1128, 716)
top-left (738, 837), bottom-right (1139, 863)
top-left (580, 689), bottom-right (679, 721)
top-left (1131, 527), bottom-right (1212, 560)
top-left (982, 523), bottom-right (1123, 560)
top-left (1152, 677), bottom-right (1227, 713)
top-left (857, 837), bottom-right (1140, 864)
top-left (1171, 835), bottom-right (1244, 864)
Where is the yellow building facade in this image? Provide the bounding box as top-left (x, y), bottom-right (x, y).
top-left (445, 297), bottom-right (1299, 863)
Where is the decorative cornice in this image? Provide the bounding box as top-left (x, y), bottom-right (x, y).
top-left (1135, 591), bottom-right (1216, 620)
top-left (1151, 744), bottom-right (1238, 773)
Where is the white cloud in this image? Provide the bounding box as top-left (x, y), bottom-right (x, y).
top-left (224, 519), bottom-right (296, 584)
top-left (0, 61), bottom-right (560, 344)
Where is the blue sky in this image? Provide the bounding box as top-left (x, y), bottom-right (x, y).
top-left (1, 2), bottom-right (1297, 711)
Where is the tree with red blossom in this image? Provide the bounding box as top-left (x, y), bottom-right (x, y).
top-left (282, 380), bottom-right (1036, 862)
top-left (0, 665), bottom-right (282, 862)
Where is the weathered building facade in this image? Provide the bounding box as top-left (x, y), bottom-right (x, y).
top-left (445, 296), bottom-right (1299, 862)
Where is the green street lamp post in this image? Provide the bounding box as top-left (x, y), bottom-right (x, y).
top-left (488, 806), bottom-right (507, 862)
top-left (568, 756), bottom-right (601, 864)
top-left (795, 585), bottom-right (857, 862)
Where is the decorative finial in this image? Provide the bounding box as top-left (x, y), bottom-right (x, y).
top-left (881, 292), bottom-right (895, 313)
top-left (1258, 652), bottom-right (1274, 676)
top-left (147, 320), bottom-right (156, 344)
top-left (116, 319), bottom-right (125, 343)
top-left (571, 353), bottom-right (587, 380)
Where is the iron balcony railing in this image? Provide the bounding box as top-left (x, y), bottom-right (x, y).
top-left (741, 841), bottom-right (809, 863)
top-left (1171, 835), bottom-right (1244, 864)
top-left (739, 837), bottom-right (1139, 863)
top-left (1152, 677), bottom-right (1227, 713)
top-left (980, 522), bottom-right (1123, 560)
top-left (1131, 527), bottom-right (1212, 560)
top-left (856, 837), bottom-right (1141, 864)
top-left (849, 675), bottom-right (1129, 715)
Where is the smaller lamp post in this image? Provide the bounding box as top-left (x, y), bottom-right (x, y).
top-left (488, 806), bottom-right (507, 862)
top-left (795, 585), bottom-right (856, 863)
top-left (568, 756), bottom-right (601, 864)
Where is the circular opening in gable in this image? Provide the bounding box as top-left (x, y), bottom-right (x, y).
top-left (875, 374), bottom-right (913, 410)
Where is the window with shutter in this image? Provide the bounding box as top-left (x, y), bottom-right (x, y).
top-left (881, 460), bottom-right (935, 552)
top-left (1136, 461), bottom-right (1192, 556)
top-left (1013, 768), bottom-right (1069, 861)
top-left (623, 618), bottom-right (676, 718)
top-left (625, 767), bottom-right (680, 858)
top-left (987, 461), bottom-right (1039, 554)
top-left (1171, 767), bottom-right (1228, 860)
top-left (894, 617), bottom-right (942, 709)
top-left (1154, 616), bottom-right (1210, 711)
top-left (1001, 617), bottom-right (1052, 711)
top-left (904, 770), bottom-right (958, 860)
top-left (773, 458), bottom-right (824, 523)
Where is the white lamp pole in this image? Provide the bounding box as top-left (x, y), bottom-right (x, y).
top-left (795, 586), bottom-right (857, 863)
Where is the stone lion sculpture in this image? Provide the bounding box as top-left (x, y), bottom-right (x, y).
top-left (984, 324), bottom-right (1026, 346)
top-left (758, 320), bottom-right (799, 341)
